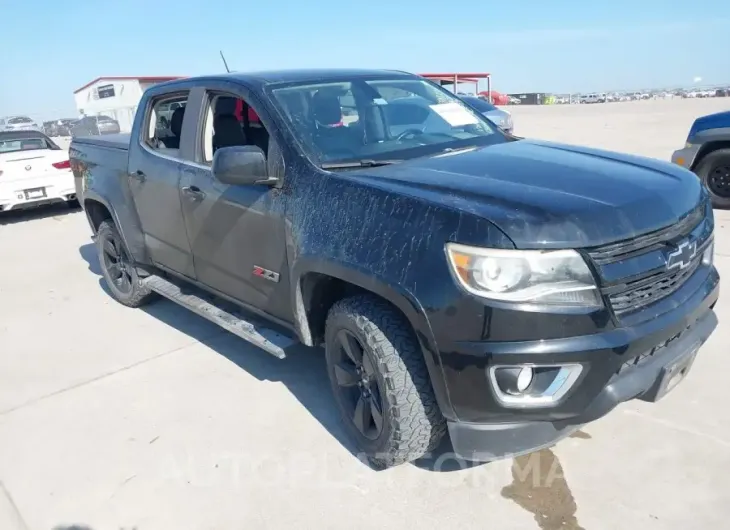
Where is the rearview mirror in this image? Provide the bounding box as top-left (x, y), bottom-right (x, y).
top-left (212, 146), bottom-right (274, 186)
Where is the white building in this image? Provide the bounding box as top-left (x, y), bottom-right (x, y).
top-left (73, 76), bottom-right (181, 132)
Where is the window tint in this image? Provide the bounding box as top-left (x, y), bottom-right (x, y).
top-left (272, 77), bottom-right (498, 165)
top-left (201, 93), bottom-right (270, 164)
top-left (383, 103), bottom-right (430, 126)
top-left (144, 92), bottom-right (190, 156)
top-left (9, 117), bottom-right (33, 124)
top-left (462, 97), bottom-right (496, 113)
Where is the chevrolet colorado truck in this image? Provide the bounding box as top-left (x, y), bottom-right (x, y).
top-left (672, 109), bottom-right (730, 208)
top-left (70, 69), bottom-right (720, 469)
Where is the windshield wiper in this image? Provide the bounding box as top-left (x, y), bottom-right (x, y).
top-left (440, 145), bottom-right (478, 154)
top-left (321, 159), bottom-right (402, 169)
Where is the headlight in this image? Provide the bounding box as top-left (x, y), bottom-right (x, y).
top-left (445, 243), bottom-right (602, 308)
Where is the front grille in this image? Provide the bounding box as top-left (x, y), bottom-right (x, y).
top-left (588, 203), bottom-right (704, 265)
top-left (587, 202), bottom-right (709, 316)
top-left (607, 254), bottom-right (703, 315)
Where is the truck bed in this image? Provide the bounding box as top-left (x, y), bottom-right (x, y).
top-left (71, 133), bottom-right (130, 151)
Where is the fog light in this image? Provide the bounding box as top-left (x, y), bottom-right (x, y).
top-left (516, 367), bottom-right (533, 392)
top-left (494, 367), bottom-right (533, 396)
top-left (489, 364), bottom-right (584, 408)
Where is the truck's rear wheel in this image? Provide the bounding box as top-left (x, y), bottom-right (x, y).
top-left (695, 148), bottom-right (730, 209)
top-left (96, 220), bottom-right (156, 307)
top-left (324, 295), bottom-right (446, 469)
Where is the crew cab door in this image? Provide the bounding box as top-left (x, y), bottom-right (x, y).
top-left (127, 87), bottom-right (197, 278)
top-left (178, 83), bottom-right (293, 323)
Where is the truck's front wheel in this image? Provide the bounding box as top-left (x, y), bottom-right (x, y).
top-left (696, 148), bottom-right (730, 209)
top-left (96, 220), bottom-right (156, 308)
top-left (324, 295), bottom-right (446, 469)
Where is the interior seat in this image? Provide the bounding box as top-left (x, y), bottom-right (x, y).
top-left (213, 97), bottom-right (247, 152)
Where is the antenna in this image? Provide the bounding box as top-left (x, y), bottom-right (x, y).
top-left (220, 50), bottom-right (231, 73)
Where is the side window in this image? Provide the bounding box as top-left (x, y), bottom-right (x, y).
top-left (201, 92), bottom-right (271, 165)
top-left (144, 92), bottom-right (189, 156)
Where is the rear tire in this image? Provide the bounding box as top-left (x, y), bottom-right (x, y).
top-left (96, 220), bottom-right (156, 308)
top-left (695, 148), bottom-right (730, 209)
top-left (324, 295), bottom-right (446, 469)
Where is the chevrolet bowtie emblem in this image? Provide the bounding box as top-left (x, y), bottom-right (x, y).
top-left (665, 239), bottom-right (698, 272)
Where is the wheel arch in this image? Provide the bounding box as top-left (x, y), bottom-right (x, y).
top-left (83, 194), bottom-right (115, 234)
top-left (692, 140), bottom-right (730, 170)
top-left (291, 259), bottom-right (456, 420)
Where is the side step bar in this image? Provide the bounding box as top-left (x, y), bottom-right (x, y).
top-left (143, 275), bottom-right (296, 359)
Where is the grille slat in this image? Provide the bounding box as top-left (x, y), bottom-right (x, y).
top-left (587, 204), bottom-right (704, 265)
top-left (608, 255), bottom-right (702, 315)
top-left (587, 202), bottom-right (710, 316)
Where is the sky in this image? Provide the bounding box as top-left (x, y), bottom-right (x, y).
top-left (1, 0), bottom-right (729, 120)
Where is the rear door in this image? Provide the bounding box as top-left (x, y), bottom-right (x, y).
top-left (126, 86), bottom-right (200, 278)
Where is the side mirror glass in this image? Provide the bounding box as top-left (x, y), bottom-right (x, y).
top-left (212, 145), bottom-right (274, 186)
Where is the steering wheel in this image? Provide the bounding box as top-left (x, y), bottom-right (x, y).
top-left (395, 128), bottom-right (425, 142)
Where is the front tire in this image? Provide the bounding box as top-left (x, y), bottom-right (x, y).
top-left (96, 220), bottom-right (156, 307)
top-left (695, 148), bottom-right (730, 209)
top-left (324, 295), bottom-right (446, 469)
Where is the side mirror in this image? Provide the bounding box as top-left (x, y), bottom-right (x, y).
top-left (212, 145), bottom-right (274, 186)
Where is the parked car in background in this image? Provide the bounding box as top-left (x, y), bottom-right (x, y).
top-left (71, 115), bottom-right (121, 136)
top-left (0, 116), bottom-right (41, 132)
top-left (43, 118), bottom-right (76, 137)
top-left (0, 130), bottom-right (76, 212)
top-left (672, 110), bottom-right (730, 208)
top-left (460, 95), bottom-right (514, 134)
top-left (580, 93), bottom-right (606, 104)
top-left (477, 90), bottom-right (510, 105)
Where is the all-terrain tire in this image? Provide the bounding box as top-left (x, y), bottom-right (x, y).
top-left (695, 148), bottom-right (730, 209)
top-left (96, 220), bottom-right (156, 308)
top-left (324, 294), bottom-right (446, 469)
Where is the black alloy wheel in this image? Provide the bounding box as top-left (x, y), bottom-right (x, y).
top-left (95, 220), bottom-right (155, 307)
top-left (695, 148), bottom-right (730, 208)
top-left (100, 229), bottom-right (135, 295)
top-left (331, 329), bottom-right (385, 440)
top-left (707, 163), bottom-right (730, 199)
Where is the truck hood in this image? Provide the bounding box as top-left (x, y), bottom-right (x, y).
top-left (354, 139), bottom-right (704, 248)
top-left (688, 110), bottom-right (730, 140)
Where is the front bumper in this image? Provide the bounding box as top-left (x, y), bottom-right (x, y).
top-left (445, 267), bottom-right (720, 462)
top-left (671, 143), bottom-right (701, 170)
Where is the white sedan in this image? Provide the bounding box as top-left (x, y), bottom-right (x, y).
top-left (0, 131), bottom-right (76, 212)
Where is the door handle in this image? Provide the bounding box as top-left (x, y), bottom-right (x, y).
top-left (181, 185), bottom-right (206, 201)
top-left (130, 169), bottom-right (146, 182)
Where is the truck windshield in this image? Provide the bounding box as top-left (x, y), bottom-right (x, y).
top-left (271, 77), bottom-right (505, 166)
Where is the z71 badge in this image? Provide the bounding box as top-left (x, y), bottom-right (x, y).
top-left (252, 266), bottom-right (280, 283)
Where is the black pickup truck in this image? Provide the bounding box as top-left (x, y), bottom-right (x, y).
top-left (70, 69), bottom-right (719, 469)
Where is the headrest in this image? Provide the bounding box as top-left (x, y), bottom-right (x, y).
top-left (170, 107), bottom-right (185, 136)
top-left (215, 96), bottom-right (239, 115)
top-left (311, 91), bottom-right (342, 125)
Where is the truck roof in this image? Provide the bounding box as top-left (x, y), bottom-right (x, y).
top-left (157, 68), bottom-right (416, 89)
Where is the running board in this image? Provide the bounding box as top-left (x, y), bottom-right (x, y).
top-left (143, 275), bottom-right (295, 359)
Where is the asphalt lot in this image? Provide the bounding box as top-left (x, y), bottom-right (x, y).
top-left (1, 98), bottom-right (729, 530)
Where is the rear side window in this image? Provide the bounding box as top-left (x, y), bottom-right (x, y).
top-left (9, 117), bottom-right (33, 124)
top-left (144, 92), bottom-right (190, 157)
